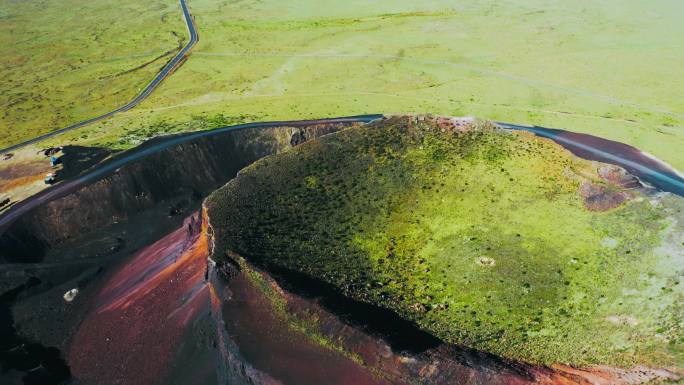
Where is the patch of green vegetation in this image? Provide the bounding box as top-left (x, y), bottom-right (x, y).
top-left (107, 113), bottom-right (257, 148)
top-left (0, 0), bottom-right (185, 147)
top-left (206, 118), bottom-right (684, 368)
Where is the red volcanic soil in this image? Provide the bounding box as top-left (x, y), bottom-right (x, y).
top-left (223, 258), bottom-right (679, 385)
top-left (532, 127), bottom-right (684, 196)
top-left (69, 213), bottom-right (210, 385)
top-left (221, 271), bottom-right (404, 385)
top-left (579, 166), bottom-right (641, 211)
top-left (579, 181), bottom-right (629, 211)
top-left (66, 206), bottom-right (678, 385)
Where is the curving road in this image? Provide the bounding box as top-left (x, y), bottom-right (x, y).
top-left (495, 121), bottom-right (684, 196)
top-left (0, 115), bottom-right (383, 232)
top-left (3, 114), bottom-right (684, 234)
top-left (0, 0), bottom-right (198, 155)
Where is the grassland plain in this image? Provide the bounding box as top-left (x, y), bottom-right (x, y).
top-left (0, 0), bottom-right (185, 146)
top-left (206, 117), bottom-right (684, 369)
top-left (31, 0), bottom-right (684, 171)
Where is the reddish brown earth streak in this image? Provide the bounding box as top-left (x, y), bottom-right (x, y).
top-left (66, 208), bottom-right (678, 385)
top-left (224, 256), bottom-right (680, 385)
top-left (69, 213), bottom-right (210, 385)
top-left (221, 272), bottom-right (404, 385)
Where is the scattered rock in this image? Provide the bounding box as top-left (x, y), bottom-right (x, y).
top-left (168, 203), bottom-right (184, 216)
top-left (598, 165), bottom-right (641, 189)
top-left (476, 256), bottom-right (496, 266)
top-left (290, 128), bottom-right (307, 146)
top-left (419, 363), bottom-right (438, 378)
top-left (43, 147), bottom-right (61, 157)
top-left (63, 288), bottom-right (79, 303)
top-left (579, 181), bottom-right (629, 211)
top-left (605, 315), bottom-right (639, 327)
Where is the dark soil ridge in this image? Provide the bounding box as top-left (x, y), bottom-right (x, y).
top-left (0, 121), bottom-right (355, 385)
top-left (213, 249), bottom-right (679, 385)
top-left (0, 121), bottom-right (356, 263)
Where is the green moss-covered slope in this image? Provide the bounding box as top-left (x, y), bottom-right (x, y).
top-left (206, 116), bottom-right (684, 368)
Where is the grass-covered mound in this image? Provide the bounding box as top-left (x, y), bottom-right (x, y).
top-left (206, 116), bottom-right (684, 368)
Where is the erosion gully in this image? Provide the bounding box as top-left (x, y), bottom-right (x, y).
top-left (1, 116), bottom-right (683, 385)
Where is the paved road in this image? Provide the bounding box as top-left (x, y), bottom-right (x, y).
top-left (0, 115), bottom-right (383, 232)
top-left (0, 0), bottom-right (198, 155)
top-left (3, 115), bottom-right (684, 234)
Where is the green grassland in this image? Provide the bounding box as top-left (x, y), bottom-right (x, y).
top-left (30, 0), bottom-right (684, 171)
top-left (206, 118), bottom-right (684, 368)
top-left (0, 0), bottom-right (185, 146)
